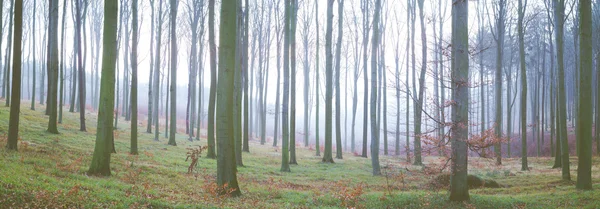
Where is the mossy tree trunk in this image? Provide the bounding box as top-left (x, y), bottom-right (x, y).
top-left (6, 0), bottom-right (22, 151)
top-left (130, 0), bottom-right (139, 155)
top-left (88, 0), bottom-right (119, 177)
top-left (216, 0), bottom-right (241, 196)
top-left (576, 0), bottom-right (592, 190)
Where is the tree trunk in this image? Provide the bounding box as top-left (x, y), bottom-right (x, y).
top-left (361, 0), bottom-right (370, 158)
top-left (207, 0), bottom-right (217, 158)
top-left (576, 0), bottom-right (592, 190)
top-left (314, 0), bottom-right (320, 156)
top-left (370, 0), bottom-right (382, 175)
top-left (289, 0), bottom-right (298, 164)
top-left (553, 0), bottom-right (570, 180)
top-left (323, 0), bottom-right (335, 164)
top-left (76, 0), bottom-right (87, 132)
top-left (334, 0), bottom-right (344, 160)
top-left (519, 0), bottom-right (529, 171)
top-left (281, 0), bottom-right (292, 171)
top-left (88, 0), bottom-right (118, 176)
top-left (130, 0), bottom-right (139, 155)
top-left (153, 0), bottom-right (163, 142)
top-left (413, 0), bottom-right (426, 166)
top-left (147, 0), bottom-right (155, 134)
top-left (6, 0), bottom-right (22, 151)
top-left (449, 0), bottom-right (469, 201)
top-left (47, 0), bottom-right (60, 134)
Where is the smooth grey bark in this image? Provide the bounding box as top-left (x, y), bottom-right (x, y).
top-left (76, 0), bottom-right (87, 132)
top-left (289, 0), bottom-right (298, 165)
top-left (370, 0), bottom-right (382, 175)
top-left (168, 0), bottom-right (178, 146)
top-left (449, 0), bottom-right (470, 201)
top-left (553, 0), bottom-right (570, 179)
top-left (413, 0), bottom-right (426, 166)
top-left (323, 0), bottom-right (335, 163)
top-left (361, 0), bottom-right (370, 158)
top-left (147, 0), bottom-right (155, 134)
top-left (519, 0), bottom-right (529, 171)
top-left (216, 0), bottom-right (241, 196)
top-left (6, 0), bottom-right (22, 151)
top-left (281, 0), bottom-right (292, 171)
top-left (334, 0), bottom-right (344, 159)
top-left (131, 0), bottom-right (139, 155)
top-left (153, 0), bottom-right (164, 142)
top-left (207, 0), bottom-right (217, 158)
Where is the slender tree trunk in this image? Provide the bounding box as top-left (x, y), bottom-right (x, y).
top-left (361, 0), bottom-right (370, 158)
top-left (554, 0), bottom-right (570, 180)
top-left (147, 0), bottom-right (155, 134)
top-left (413, 0), bottom-right (427, 166)
top-left (154, 0), bottom-right (163, 142)
top-left (59, 0), bottom-right (68, 124)
top-left (370, 0), bottom-right (382, 175)
top-left (314, 0), bottom-right (320, 156)
top-left (30, 0), bottom-right (36, 111)
top-left (281, 0), bottom-right (292, 171)
top-left (47, 0), bottom-right (60, 134)
top-left (289, 0), bottom-right (298, 164)
top-left (130, 0), bottom-right (139, 155)
top-left (494, 0), bottom-right (506, 166)
top-left (76, 0), bottom-right (87, 132)
top-left (207, 0), bottom-right (217, 158)
top-left (334, 0), bottom-right (344, 160)
top-left (6, 0), bottom-right (22, 151)
top-left (519, 0), bottom-right (529, 171)
top-left (323, 0), bottom-right (335, 164)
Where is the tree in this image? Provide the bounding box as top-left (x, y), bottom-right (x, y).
top-left (370, 0), bottom-right (382, 175)
top-left (553, 0), bottom-right (570, 180)
top-left (289, 0), bottom-right (298, 165)
top-left (153, 0), bottom-right (164, 142)
top-left (130, 0), bottom-right (139, 155)
top-left (206, 0), bottom-right (217, 158)
top-left (216, 0), bottom-right (241, 197)
top-left (58, 0), bottom-right (68, 123)
top-left (3, 0), bottom-right (14, 107)
top-left (361, 0), bottom-right (370, 158)
top-left (88, 0), bottom-right (119, 176)
top-left (76, 0), bottom-right (87, 132)
top-left (519, 0), bottom-right (529, 171)
top-left (6, 0), bottom-right (23, 151)
top-left (46, 0), bottom-right (60, 134)
top-left (576, 0), bottom-right (592, 190)
top-left (147, 0), bottom-right (155, 134)
top-left (323, 0), bottom-right (335, 164)
top-left (30, 0), bottom-right (35, 111)
top-left (242, 0), bottom-right (250, 153)
top-left (449, 0), bottom-right (469, 201)
top-left (412, 0), bottom-right (426, 166)
top-left (334, 0), bottom-right (344, 160)
top-left (314, 0), bottom-right (321, 156)
top-left (168, 0), bottom-right (178, 146)
top-left (493, 0), bottom-right (506, 166)
top-left (281, 0), bottom-right (292, 171)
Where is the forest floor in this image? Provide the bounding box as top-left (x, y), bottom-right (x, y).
top-left (1, 100), bottom-right (600, 208)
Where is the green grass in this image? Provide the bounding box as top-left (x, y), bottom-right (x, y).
top-left (1, 100), bottom-right (600, 208)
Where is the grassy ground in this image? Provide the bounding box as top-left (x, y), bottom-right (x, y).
top-left (1, 100), bottom-right (600, 208)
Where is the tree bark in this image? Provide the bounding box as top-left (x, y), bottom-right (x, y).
top-left (6, 0), bottom-right (22, 151)
top-left (449, 0), bottom-right (470, 201)
top-left (88, 0), bottom-right (118, 176)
